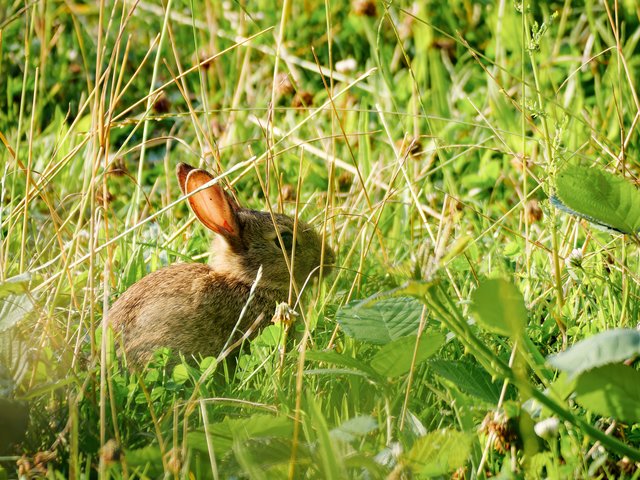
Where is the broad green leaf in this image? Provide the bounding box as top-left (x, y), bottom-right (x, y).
top-left (370, 333), bottom-right (444, 378)
top-left (231, 437), bottom-right (304, 478)
top-left (188, 415), bottom-right (293, 458)
top-left (329, 416), bottom-right (378, 442)
top-left (544, 372), bottom-right (578, 404)
top-left (403, 429), bottom-right (472, 476)
top-left (253, 324), bottom-right (285, 347)
top-left (232, 438), bottom-right (270, 480)
top-left (574, 364), bottom-right (640, 423)
top-left (547, 329), bottom-right (640, 377)
top-left (229, 414), bottom-right (293, 440)
top-left (342, 453), bottom-right (388, 477)
top-left (429, 359), bottom-right (507, 404)
top-left (304, 350), bottom-right (379, 377)
top-left (403, 410), bottom-right (428, 437)
top-left (553, 165), bottom-right (640, 234)
top-left (470, 278), bottom-right (526, 337)
top-left (336, 297), bottom-right (425, 344)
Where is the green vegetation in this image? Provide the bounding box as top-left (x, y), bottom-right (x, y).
top-left (2, 0), bottom-right (640, 477)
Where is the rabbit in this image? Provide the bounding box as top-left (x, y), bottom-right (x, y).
top-left (108, 162), bottom-right (334, 368)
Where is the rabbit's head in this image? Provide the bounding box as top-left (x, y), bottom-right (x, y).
top-left (177, 163), bottom-right (334, 292)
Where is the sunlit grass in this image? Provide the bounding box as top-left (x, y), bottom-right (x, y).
top-left (2, 0), bottom-right (640, 478)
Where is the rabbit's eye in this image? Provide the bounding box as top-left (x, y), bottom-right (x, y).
top-left (275, 232), bottom-right (294, 251)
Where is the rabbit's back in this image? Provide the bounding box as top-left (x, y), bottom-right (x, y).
top-left (109, 262), bottom-right (279, 367)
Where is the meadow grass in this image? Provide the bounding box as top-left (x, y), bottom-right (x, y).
top-left (2, 0), bottom-right (640, 478)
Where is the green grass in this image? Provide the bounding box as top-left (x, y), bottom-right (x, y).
top-left (2, 0), bottom-right (640, 478)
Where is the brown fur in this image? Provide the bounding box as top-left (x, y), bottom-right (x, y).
top-left (108, 163), bottom-right (333, 368)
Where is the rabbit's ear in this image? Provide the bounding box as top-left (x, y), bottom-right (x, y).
top-left (176, 162), bottom-right (195, 195)
top-left (184, 168), bottom-right (240, 237)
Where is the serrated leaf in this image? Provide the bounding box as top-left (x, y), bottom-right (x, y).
top-left (188, 415), bottom-right (293, 458)
top-left (370, 333), bottom-right (444, 378)
top-left (228, 414), bottom-right (293, 440)
top-left (336, 297), bottom-right (425, 344)
top-left (403, 410), bottom-right (427, 437)
top-left (554, 165), bottom-right (640, 234)
top-left (230, 436), bottom-right (305, 477)
top-left (403, 429), bottom-right (472, 476)
top-left (574, 364), bottom-right (640, 423)
top-left (470, 278), bottom-right (526, 337)
top-left (330, 415), bottom-right (378, 442)
top-left (430, 359), bottom-right (506, 404)
top-left (547, 329), bottom-right (640, 377)
top-left (551, 197), bottom-right (620, 234)
top-left (342, 453), bottom-right (388, 477)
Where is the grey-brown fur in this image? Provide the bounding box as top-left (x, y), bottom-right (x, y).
top-left (108, 163), bottom-right (333, 368)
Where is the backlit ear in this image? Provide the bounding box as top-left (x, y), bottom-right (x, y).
top-left (176, 163), bottom-right (195, 195)
top-left (184, 169), bottom-right (240, 237)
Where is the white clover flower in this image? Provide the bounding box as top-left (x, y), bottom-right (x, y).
top-left (565, 248), bottom-right (583, 280)
top-left (534, 417), bottom-right (560, 440)
top-left (565, 248), bottom-right (583, 268)
top-left (335, 58), bottom-right (358, 74)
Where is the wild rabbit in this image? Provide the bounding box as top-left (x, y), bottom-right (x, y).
top-left (108, 162), bottom-right (334, 368)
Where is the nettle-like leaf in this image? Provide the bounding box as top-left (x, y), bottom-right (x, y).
top-left (430, 359), bottom-right (506, 404)
top-left (188, 414), bottom-right (294, 459)
top-left (403, 429), bottom-right (472, 477)
top-left (336, 297), bottom-right (425, 344)
top-left (329, 415), bottom-right (378, 443)
top-left (553, 165), bottom-right (640, 234)
top-left (547, 329), bottom-right (640, 378)
top-left (470, 278), bottom-right (526, 337)
top-left (574, 364), bottom-right (640, 423)
top-left (369, 333), bottom-right (444, 378)
top-left (305, 333), bottom-right (443, 380)
top-left (230, 437), bottom-right (309, 476)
